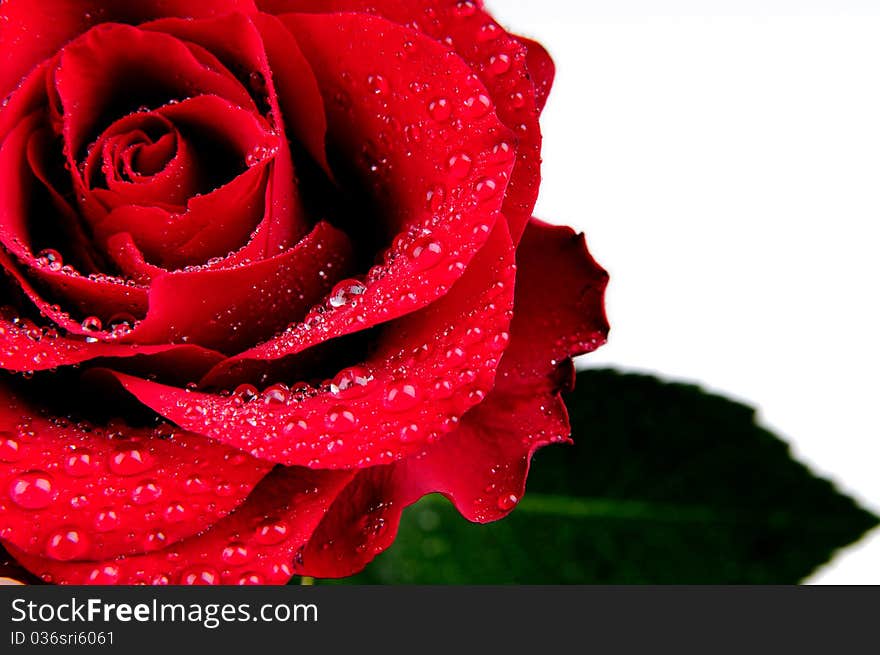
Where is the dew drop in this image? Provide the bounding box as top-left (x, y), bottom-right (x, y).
top-left (88, 565), bottom-right (121, 584)
top-left (233, 384), bottom-right (259, 404)
top-left (109, 445), bottom-right (154, 476)
top-left (367, 74), bottom-right (390, 95)
top-left (261, 384), bottom-right (288, 407)
top-left (108, 313), bottom-right (136, 336)
top-left (94, 509), bottom-right (119, 532)
top-left (488, 53), bottom-right (511, 76)
top-left (328, 279), bottom-right (366, 309)
top-left (331, 366), bottom-right (372, 395)
top-left (185, 475), bottom-right (208, 494)
top-left (46, 528), bottom-right (89, 561)
top-left (475, 177), bottom-right (499, 201)
top-left (164, 502), bottom-right (188, 523)
top-left (238, 572), bottom-right (264, 585)
top-left (9, 471), bottom-right (54, 509)
top-left (425, 185), bottom-right (446, 213)
top-left (131, 480), bottom-right (162, 505)
top-left (144, 530), bottom-right (167, 550)
top-left (497, 493), bottom-right (518, 511)
top-left (221, 542), bottom-right (252, 566)
top-left (383, 382), bottom-right (420, 412)
top-left (36, 249), bottom-right (63, 271)
top-left (255, 518), bottom-right (289, 545)
top-left (408, 237), bottom-right (443, 270)
top-left (325, 405), bottom-right (358, 432)
top-left (81, 316), bottom-right (103, 333)
top-left (462, 93), bottom-right (491, 118)
top-left (427, 97), bottom-right (451, 121)
top-left (64, 449), bottom-right (98, 477)
top-left (454, 0), bottom-right (478, 17)
top-left (0, 432), bottom-right (22, 462)
top-left (180, 567), bottom-right (220, 585)
top-left (282, 417), bottom-right (309, 438)
top-left (447, 152), bottom-right (472, 179)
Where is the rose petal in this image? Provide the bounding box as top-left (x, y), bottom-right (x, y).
top-left (116, 221), bottom-right (354, 353)
top-left (55, 22), bottom-right (255, 165)
top-left (518, 36), bottom-right (555, 114)
top-left (0, 383), bottom-right (273, 560)
top-left (296, 218), bottom-right (609, 577)
top-left (262, 0), bottom-right (543, 241)
top-left (87, 96), bottom-right (278, 269)
top-left (143, 13), bottom-right (332, 179)
top-left (201, 11), bottom-right (515, 377)
top-left (6, 466), bottom-right (352, 585)
top-left (139, 13), bottom-right (312, 261)
top-left (0, 0), bottom-right (259, 99)
top-left (106, 222), bottom-right (516, 468)
top-left (0, 310), bottom-right (224, 373)
top-left (496, 219), bottom-right (610, 392)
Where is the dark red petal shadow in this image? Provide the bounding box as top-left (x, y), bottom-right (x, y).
top-left (0, 113), bottom-right (148, 325)
top-left (55, 23), bottom-right (255, 165)
top-left (199, 10), bottom-right (515, 379)
top-left (0, 0), bottom-right (259, 99)
top-left (260, 0), bottom-right (543, 242)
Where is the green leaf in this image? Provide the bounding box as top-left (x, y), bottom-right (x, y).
top-left (330, 370), bottom-right (879, 584)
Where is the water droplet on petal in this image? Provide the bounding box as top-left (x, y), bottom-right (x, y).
top-left (233, 384), bottom-right (259, 404)
top-left (180, 567), bottom-right (220, 585)
top-left (37, 249), bottom-right (63, 271)
top-left (488, 53), bottom-right (511, 76)
top-left (475, 177), bottom-right (499, 201)
top-left (408, 237), bottom-right (443, 270)
top-left (0, 433), bottom-right (22, 462)
top-left (447, 152), bottom-right (472, 179)
top-left (94, 509), bottom-right (119, 532)
top-left (164, 502), bottom-right (188, 522)
top-left (221, 542), bottom-right (251, 566)
top-left (462, 93), bottom-right (492, 118)
top-left (367, 74), bottom-right (390, 95)
top-left (46, 528), bottom-right (89, 560)
top-left (497, 493), bottom-right (518, 511)
top-left (64, 449), bottom-right (98, 477)
top-left (131, 480), bottom-right (162, 505)
top-left (255, 518), bottom-right (289, 545)
top-left (383, 382), bottom-right (420, 412)
top-left (331, 366), bottom-right (372, 395)
top-left (428, 97), bottom-right (451, 121)
top-left (9, 471), bottom-right (54, 509)
top-left (81, 316), bottom-right (103, 333)
top-left (454, 0), bottom-right (478, 18)
top-left (328, 279), bottom-right (367, 309)
top-left (261, 384), bottom-right (288, 407)
top-left (325, 405), bottom-right (358, 432)
top-left (109, 445), bottom-right (154, 476)
top-left (88, 565), bottom-right (121, 584)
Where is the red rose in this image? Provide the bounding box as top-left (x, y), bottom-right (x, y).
top-left (0, 0), bottom-right (608, 584)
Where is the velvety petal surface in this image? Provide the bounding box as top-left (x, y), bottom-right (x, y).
top-left (296, 218), bottom-right (609, 577)
top-left (260, 0), bottom-right (543, 241)
top-left (8, 467), bottom-right (352, 585)
top-left (0, 383), bottom-right (273, 561)
top-left (106, 222), bottom-right (516, 468)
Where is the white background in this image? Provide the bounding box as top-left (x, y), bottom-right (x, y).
top-left (487, 0), bottom-right (880, 583)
